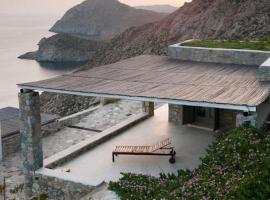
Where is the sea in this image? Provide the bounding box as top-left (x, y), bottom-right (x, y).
top-left (0, 14), bottom-right (82, 108)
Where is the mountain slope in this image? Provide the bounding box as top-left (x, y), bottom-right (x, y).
top-left (19, 34), bottom-right (107, 62)
top-left (88, 0), bottom-right (270, 66)
top-left (50, 0), bottom-right (165, 39)
top-left (135, 5), bottom-right (178, 13)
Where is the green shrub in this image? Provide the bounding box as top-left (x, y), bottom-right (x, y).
top-left (181, 37), bottom-right (270, 51)
top-left (109, 125), bottom-right (270, 199)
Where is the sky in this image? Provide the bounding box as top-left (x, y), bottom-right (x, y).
top-left (0, 0), bottom-right (191, 16)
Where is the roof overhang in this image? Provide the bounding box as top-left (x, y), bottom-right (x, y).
top-left (18, 85), bottom-right (257, 112)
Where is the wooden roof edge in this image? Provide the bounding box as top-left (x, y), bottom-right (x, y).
top-left (17, 85), bottom-right (258, 112)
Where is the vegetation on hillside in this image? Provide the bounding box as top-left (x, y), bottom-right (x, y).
top-left (181, 37), bottom-right (270, 51)
top-left (109, 125), bottom-right (270, 199)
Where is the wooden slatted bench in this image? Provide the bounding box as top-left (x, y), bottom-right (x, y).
top-left (112, 138), bottom-right (176, 163)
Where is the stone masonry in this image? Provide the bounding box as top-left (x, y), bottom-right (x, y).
top-left (169, 104), bottom-right (183, 123)
top-left (142, 102), bottom-right (155, 117)
top-left (168, 43), bottom-right (270, 66)
top-left (19, 90), bottom-right (43, 198)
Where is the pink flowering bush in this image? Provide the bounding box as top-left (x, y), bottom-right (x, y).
top-left (109, 125), bottom-right (270, 199)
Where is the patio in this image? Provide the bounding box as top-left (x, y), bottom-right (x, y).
top-left (59, 105), bottom-right (215, 185)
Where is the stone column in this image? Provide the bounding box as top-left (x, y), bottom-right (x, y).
top-left (19, 90), bottom-right (43, 198)
top-left (168, 104), bottom-right (183, 123)
top-left (142, 102), bottom-right (154, 116)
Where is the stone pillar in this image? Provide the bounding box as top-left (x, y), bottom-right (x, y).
top-left (142, 102), bottom-right (154, 116)
top-left (169, 104), bottom-right (183, 123)
top-left (19, 90), bottom-right (43, 198)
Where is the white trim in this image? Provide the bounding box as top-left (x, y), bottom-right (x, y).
top-left (18, 85), bottom-right (257, 112)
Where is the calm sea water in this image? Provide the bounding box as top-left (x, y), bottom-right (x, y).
top-left (0, 14), bottom-right (81, 108)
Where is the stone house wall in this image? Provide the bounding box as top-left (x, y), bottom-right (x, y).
top-left (168, 104), bottom-right (183, 123)
top-left (218, 109), bottom-right (241, 131)
top-left (168, 104), bottom-right (243, 131)
top-left (168, 103), bottom-right (270, 132)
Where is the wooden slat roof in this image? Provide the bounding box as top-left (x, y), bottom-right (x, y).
top-left (0, 107), bottom-right (59, 138)
top-left (18, 55), bottom-right (270, 110)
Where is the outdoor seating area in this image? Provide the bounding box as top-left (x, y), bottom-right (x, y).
top-left (58, 105), bottom-right (215, 185)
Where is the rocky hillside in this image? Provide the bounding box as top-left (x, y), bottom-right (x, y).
top-left (88, 0), bottom-right (270, 66)
top-left (135, 5), bottom-right (178, 13)
top-left (19, 34), bottom-right (107, 62)
top-left (50, 0), bottom-right (165, 39)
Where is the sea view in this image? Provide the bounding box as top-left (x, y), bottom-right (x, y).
top-left (0, 14), bottom-right (81, 108)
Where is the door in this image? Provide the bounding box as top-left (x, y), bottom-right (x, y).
top-left (194, 107), bottom-right (216, 129)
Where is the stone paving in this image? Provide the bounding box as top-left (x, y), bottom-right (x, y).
top-left (0, 100), bottom-right (142, 199)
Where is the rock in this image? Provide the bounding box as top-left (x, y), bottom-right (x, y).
top-left (18, 51), bottom-right (38, 60)
top-left (50, 0), bottom-right (165, 39)
top-left (20, 34), bottom-right (107, 62)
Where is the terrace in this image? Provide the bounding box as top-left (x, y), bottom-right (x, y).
top-left (57, 105), bottom-right (214, 185)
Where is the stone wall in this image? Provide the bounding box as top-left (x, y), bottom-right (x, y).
top-left (2, 133), bottom-right (21, 157)
top-left (258, 57), bottom-right (270, 81)
top-left (168, 43), bottom-right (270, 66)
top-left (168, 104), bottom-right (183, 123)
top-left (218, 109), bottom-right (241, 131)
top-left (32, 169), bottom-right (94, 200)
top-left (255, 99), bottom-right (270, 131)
top-left (168, 104), bottom-right (243, 132)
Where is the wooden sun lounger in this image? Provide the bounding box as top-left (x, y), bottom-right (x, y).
top-left (112, 138), bottom-right (176, 163)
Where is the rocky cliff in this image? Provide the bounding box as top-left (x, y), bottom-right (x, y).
top-left (19, 34), bottom-right (107, 62)
top-left (50, 0), bottom-right (165, 39)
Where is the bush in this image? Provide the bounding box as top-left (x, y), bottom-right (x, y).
top-left (109, 125), bottom-right (270, 199)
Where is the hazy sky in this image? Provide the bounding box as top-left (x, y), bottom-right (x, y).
top-left (0, 0), bottom-right (191, 16)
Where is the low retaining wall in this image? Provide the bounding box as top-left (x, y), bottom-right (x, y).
top-left (1, 133), bottom-right (21, 158)
top-left (32, 168), bottom-right (96, 200)
top-left (168, 42), bottom-right (270, 66)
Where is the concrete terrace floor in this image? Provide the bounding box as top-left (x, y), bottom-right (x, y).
top-left (61, 105), bottom-right (215, 185)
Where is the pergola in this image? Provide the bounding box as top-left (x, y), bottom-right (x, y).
top-left (17, 55), bottom-right (270, 196)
